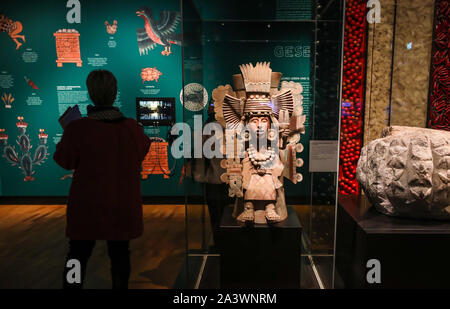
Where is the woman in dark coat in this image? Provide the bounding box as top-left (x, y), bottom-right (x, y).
top-left (54, 70), bottom-right (150, 289)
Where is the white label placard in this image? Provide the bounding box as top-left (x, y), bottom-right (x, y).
top-left (309, 140), bottom-right (339, 172)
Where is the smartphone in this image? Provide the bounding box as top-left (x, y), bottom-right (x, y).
top-left (59, 105), bottom-right (82, 129)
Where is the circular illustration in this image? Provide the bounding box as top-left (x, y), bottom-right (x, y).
top-left (179, 83), bottom-right (208, 112)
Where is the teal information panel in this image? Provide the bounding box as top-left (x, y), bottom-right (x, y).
top-left (0, 1), bottom-right (313, 198)
top-left (0, 0), bottom-right (184, 196)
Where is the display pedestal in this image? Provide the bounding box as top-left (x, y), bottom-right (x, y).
top-left (218, 205), bottom-right (302, 288)
top-left (336, 196), bottom-right (450, 288)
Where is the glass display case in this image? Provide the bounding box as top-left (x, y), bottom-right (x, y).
top-left (181, 0), bottom-right (344, 289)
top-left (334, 0), bottom-right (450, 288)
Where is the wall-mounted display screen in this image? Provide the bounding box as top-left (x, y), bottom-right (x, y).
top-left (136, 97), bottom-right (175, 126)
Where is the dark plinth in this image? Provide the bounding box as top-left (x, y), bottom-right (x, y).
top-left (336, 195), bottom-right (450, 288)
top-left (218, 205), bottom-right (302, 288)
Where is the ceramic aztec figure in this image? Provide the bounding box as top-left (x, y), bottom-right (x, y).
top-left (213, 62), bottom-right (306, 224)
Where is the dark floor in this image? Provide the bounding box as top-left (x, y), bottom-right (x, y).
top-left (176, 254), bottom-right (324, 289)
top-left (0, 204), bottom-right (185, 289)
top-left (0, 204), bottom-right (332, 289)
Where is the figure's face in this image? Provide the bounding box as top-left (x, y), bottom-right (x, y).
top-left (249, 116), bottom-right (270, 135)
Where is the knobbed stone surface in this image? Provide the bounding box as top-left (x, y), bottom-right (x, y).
top-left (357, 126), bottom-right (450, 220)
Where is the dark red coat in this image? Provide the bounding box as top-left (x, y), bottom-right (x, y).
top-left (54, 118), bottom-right (150, 240)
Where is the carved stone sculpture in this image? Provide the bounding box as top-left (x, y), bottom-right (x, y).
top-left (357, 126), bottom-right (450, 220)
top-left (213, 62), bottom-right (306, 224)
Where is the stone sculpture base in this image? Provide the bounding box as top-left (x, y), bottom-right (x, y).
top-left (336, 196), bottom-right (450, 288)
top-left (218, 205), bottom-right (301, 288)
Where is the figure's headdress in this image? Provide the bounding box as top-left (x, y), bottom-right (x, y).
top-left (219, 62), bottom-right (294, 129)
top-left (240, 62), bottom-right (272, 93)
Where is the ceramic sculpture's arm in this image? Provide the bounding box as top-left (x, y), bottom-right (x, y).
top-left (279, 144), bottom-right (304, 184)
top-left (271, 155), bottom-right (284, 189)
top-left (242, 155), bottom-right (251, 190)
top-left (220, 157), bottom-right (244, 198)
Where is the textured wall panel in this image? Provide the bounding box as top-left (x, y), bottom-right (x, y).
top-left (364, 0), bottom-right (395, 144)
top-left (390, 0), bottom-right (434, 127)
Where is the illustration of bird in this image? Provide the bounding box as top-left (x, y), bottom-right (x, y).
top-left (136, 7), bottom-right (181, 56)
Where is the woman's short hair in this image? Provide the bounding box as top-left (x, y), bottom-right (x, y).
top-left (86, 70), bottom-right (117, 106)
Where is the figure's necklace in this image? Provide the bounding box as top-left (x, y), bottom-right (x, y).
top-left (247, 145), bottom-right (276, 168)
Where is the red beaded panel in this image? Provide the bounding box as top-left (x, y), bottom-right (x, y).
top-left (428, 0), bottom-right (449, 131)
top-left (54, 31), bottom-right (82, 67)
top-left (339, 0), bottom-right (368, 195)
